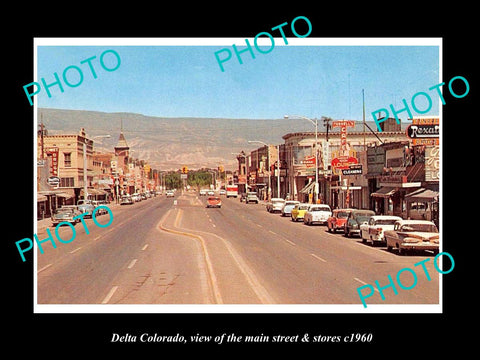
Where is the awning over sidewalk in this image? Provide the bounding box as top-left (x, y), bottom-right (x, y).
top-left (405, 188), bottom-right (439, 202)
top-left (300, 181), bottom-right (315, 194)
top-left (371, 187), bottom-right (397, 198)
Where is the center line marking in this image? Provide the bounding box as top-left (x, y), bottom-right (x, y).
top-left (141, 244), bottom-right (149, 250)
top-left (69, 247), bottom-right (82, 254)
top-left (37, 263), bottom-right (52, 273)
top-left (354, 277), bottom-right (379, 292)
top-left (127, 259), bottom-right (137, 269)
top-left (101, 286), bottom-right (118, 304)
top-left (310, 253), bottom-right (327, 262)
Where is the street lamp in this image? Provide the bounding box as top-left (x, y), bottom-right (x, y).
top-left (284, 114), bottom-right (319, 203)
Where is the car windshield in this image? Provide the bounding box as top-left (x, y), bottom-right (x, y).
top-left (376, 219), bottom-right (398, 225)
top-left (54, 211), bottom-right (72, 217)
top-left (312, 206), bottom-right (330, 212)
top-left (299, 205), bottom-right (310, 210)
top-left (336, 212), bottom-right (349, 218)
top-left (401, 224), bottom-right (438, 233)
top-left (355, 215), bottom-right (372, 223)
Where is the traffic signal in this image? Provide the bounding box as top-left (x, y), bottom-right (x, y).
top-left (181, 166), bottom-right (188, 174)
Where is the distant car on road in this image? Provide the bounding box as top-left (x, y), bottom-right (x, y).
top-left (199, 189), bottom-right (208, 196)
top-left (207, 190), bottom-right (215, 196)
top-left (281, 200), bottom-right (300, 217)
top-left (266, 198), bottom-right (285, 213)
top-left (51, 207), bottom-right (80, 226)
top-left (246, 192), bottom-right (259, 204)
top-left (77, 199), bottom-right (95, 217)
top-left (206, 196), bottom-right (222, 208)
top-left (327, 208), bottom-right (353, 233)
top-left (291, 203), bottom-right (310, 222)
top-left (385, 219), bottom-right (439, 255)
top-left (120, 195), bottom-right (134, 205)
top-left (166, 190), bottom-right (175, 197)
top-left (219, 189), bottom-right (226, 196)
top-left (360, 215), bottom-right (402, 245)
top-left (344, 209), bottom-right (375, 237)
top-left (303, 204), bottom-right (331, 225)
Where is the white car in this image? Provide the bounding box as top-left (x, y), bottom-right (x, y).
top-left (166, 190), bottom-right (175, 197)
top-left (384, 220), bottom-right (439, 255)
top-left (303, 204), bottom-right (332, 225)
top-left (281, 201), bottom-right (300, 216)
top-left (267, 198), bottom-right (285, 213)
top-left (360, 215), bottom-right (402, 245)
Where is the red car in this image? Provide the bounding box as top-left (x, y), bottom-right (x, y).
top-left (207, 196), bottom-right (222, 208)
top-left (327, 208), bottom-right (353, 233)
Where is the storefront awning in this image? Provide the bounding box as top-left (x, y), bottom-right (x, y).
top-left (405, 188), bottom-right (439, 202)
top-left (56, 192), bottom-right (74, 199)
top-left (300, 181), bottom-right (315, 194)
top-left (371, 187), bottom-right (397, 198)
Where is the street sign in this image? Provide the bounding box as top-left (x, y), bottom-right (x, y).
top-left (342, 164), bottom-right (363, 176)
top-left (47, 176), bottom-right (60, 186)
top-left (331, 156), bottom-right (358, 170)
top-left (300, 155), bottom-right (316, 168)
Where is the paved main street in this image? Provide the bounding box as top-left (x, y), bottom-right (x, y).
top-left (36, 192), bottom-right (439, 307)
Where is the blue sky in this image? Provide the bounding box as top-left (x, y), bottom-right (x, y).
top-left (36, 42), bottom-right (440, 122)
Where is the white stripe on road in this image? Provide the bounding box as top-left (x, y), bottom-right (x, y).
top-left (69, 247), bottom-right (82, 254)
top-left (37, 263), bottom-right (52, 273)
top-left (310, 253), bottom-right (327, 262)
top-left (101, 286), bottom-right (118, 304)
top-left (141, 244), bottom-right (149, 251)
top-left (127, 259), bottom-right (137, 269)
top-left (354, 277), bottom-right (379, 292)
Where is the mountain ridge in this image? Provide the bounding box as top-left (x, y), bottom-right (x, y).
top-left (37, 108), bottom-right (398, 171)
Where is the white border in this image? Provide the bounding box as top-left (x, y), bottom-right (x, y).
top-left (33, 37), bottom-right (443, 314)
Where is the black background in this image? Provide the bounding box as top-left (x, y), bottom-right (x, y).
top-left (7, 4), bottom-right (473, 355)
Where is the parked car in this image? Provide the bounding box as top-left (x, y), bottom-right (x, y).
top-left (291, 203), bottom-right (310, 222)
top-left (303, 204), bottom-right (332, 225)
top-left (360, 215), bottom-right (402, 245)
top-left (385, 220), bottom-right (439, 255)
top-left (281, 200), bottom-right (300, 217)
top-left (206, 196), bottom-right (222, 208)
top-left (219, 189), bottom-right (226, 196)
top-left (266, 198), bottom-right (285, 213)
top-left (199, 189), bottom-right (208, 196)
top-left (344, 209), bottom-right (375, 237)
top-left (77, 199), bottom-right (95, 217)
top-left (91, 200), bottom-right (108, 214)
top-left (166, 190), bottom-right (175, 197)
top-left (246, 192), bottom-right (259, 204)
top-left (207, 190), bottom-right (215, 196)
top-left (51, 207), bottom-right (80, 226)
top-left (327, 208), bottom-right (353, 233)
top-left (120, 195), bottom-right (134, 205)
